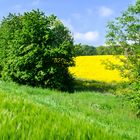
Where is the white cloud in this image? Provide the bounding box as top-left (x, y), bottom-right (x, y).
top-left (61, 18), bottom-right (99, 44)
top-left (99, 6), bottom-right (113, 17)
top-left (74, 31), bottom-right (99, 42)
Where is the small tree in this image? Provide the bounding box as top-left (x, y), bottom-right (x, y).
top-left (106, 0), bottom-right (140, 84)
top-left (0, 10), bottom-right (75, 92)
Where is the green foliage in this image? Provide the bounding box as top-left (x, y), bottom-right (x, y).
top-left (74, 44), bottom-right (123, 56)
top-left (0, 10), bottom-right (75, 92)
top-left (127, 92), bottom-right (140, 117)
top-left (96, 46), bottom-right (107, 55)
top-left (96, 45), bottom-right (123, 55)
top-left (0, 65), bottom-right (1, 77)
top-left (74, 44), bottom-right (97, 56)
top-left (0, 81), bottom-right (140, 140)
top-left (73, 44), bottom-right (123, 56)
top-left (106, 0), bottom-right (140, 116)
top-left (106, 1), bottom-right (140, 83)
top-left (124, 83), bottom-right (140, 117)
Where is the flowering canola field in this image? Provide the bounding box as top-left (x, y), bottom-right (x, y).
top-left (69, 55), bottom-right (125, 83)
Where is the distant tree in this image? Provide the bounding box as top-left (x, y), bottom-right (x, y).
top-left (74, 44), bottom-right (84, 56)
top-left (96, 45), bottom-right (123, 55)
top-left (82, 45), bottom-right (97, 55)
top-left (106, 0), bottom-right (140, 83)
top-left (0, 10), bottom-right (75, 92)
top-left (96, 46), bottom-right (109, 55)
top-left (74, 44), bottom-right (97, 56)
top-left (108, 45), bottom-right (123, 55)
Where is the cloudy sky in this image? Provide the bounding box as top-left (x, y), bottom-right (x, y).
top-left (0, 0), bottom-right (136, 46)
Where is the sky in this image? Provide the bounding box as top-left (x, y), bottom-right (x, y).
top-left (0, 0), bottom-right (136, 46)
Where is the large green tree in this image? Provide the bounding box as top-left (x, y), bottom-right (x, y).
top-left (106, 0), bottom-right (140, 83)
top-left (0, 10), bottom-right (75, 92)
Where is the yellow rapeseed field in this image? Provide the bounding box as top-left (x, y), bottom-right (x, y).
top-left (69, 55), bottom-right (126, 83)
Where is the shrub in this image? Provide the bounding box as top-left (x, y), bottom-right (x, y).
top-left (0, 10), bottom-right (75, 92)
top-left (125, 91), bottom-right (140, 118)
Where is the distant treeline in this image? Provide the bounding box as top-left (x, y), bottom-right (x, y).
top-left (74, 44), bottom-right (123, 56)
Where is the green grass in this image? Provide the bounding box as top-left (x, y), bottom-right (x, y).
top-left (0, 81), bottom-right (140, 140)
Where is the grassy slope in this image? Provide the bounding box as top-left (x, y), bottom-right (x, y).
top-left (0, 81), bottom-right (140, 140)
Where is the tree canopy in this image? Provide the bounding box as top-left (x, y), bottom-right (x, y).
top-left (74, 44), bottom-right (97, 56)
top-left (106, 0), bottom-right (140, 84)
top-left (73, 44), bottom-right (122, 56)
top-left (0, 10), bottom-right (75, 92)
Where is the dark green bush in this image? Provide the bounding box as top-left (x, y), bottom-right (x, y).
top-left (0, 10), bottom-right (75, 92)
top-left (125, 91), bottom-right (140, 118)
top-left (128, 83), bottom-right (140, 117)
top-left (119, 82), bottom-right (140, 118)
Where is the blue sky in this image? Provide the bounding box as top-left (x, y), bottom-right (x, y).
top-left (0, 0), bottom-right (136, 46)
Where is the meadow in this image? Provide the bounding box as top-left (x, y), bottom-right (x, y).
top-left (0, 1), bottom-right (139, 139)
top-left (0, 81), bottom-right (140, 140)
top-left (0, 55), bottom-right (139, 140)
top-left (70, 55), bottom-right (126, 83)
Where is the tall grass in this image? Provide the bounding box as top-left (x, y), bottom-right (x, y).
top-left (0, 81), bottom-right (140, 140)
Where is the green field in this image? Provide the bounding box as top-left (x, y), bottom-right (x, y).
top-left (0, 81), bottom-right (139, 140)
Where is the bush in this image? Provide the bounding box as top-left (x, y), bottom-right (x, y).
top-left (117, 82), bottom-right (140, 118)
top-left (125, 91), bottom-right (140, 118)
top-left (128, 83), bottom-right (140, 117)
top-left (0, 10), bottom-right (75, 92)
